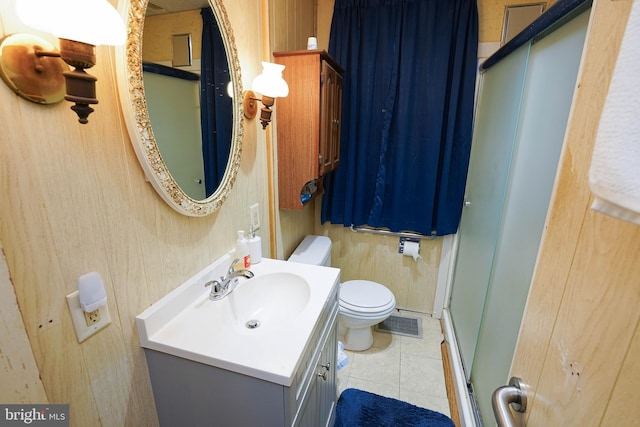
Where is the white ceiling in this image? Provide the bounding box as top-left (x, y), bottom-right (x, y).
top-left (146, 0), bottom-right (210, 16)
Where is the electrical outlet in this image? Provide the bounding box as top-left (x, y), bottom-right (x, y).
top-left (66, 291), bottom-right (111, 343)
top-left (250, 203), bottom-right (260, 230)
top-left (83, 309), bottom-right (101, 326)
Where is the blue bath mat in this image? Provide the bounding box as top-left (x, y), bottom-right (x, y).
top-left (335, 388), bottom-right (455, 427)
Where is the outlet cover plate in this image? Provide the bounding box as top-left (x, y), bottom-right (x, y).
top-left (66, 290), bottom-right (111, 343)
top-left (250, 203), bottom-right (260, 230)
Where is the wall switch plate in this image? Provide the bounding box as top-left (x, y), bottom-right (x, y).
top-left (66, 290), bottom-right (111, 343)
top-left (250, 203), bottom-right (260, 230)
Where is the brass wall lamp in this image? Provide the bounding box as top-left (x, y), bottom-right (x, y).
top-left (243, 61), bottom-right (289, 129)
top-left (0, 0), bottom-right (125, 124)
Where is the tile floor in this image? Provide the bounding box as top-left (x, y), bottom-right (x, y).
top-left (336, 310), bottom-right (451, 417)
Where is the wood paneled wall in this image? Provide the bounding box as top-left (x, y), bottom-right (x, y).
top-left (269, 0), bottom-right (316, 52)
top-left (0, 242), bottom-right (48, 404)
top-left (0, 1), bottom-right (266, 425)
top-left (143, 10), bottom-right (203, 63)
top-left (510, 0), bottom-right (640, 424)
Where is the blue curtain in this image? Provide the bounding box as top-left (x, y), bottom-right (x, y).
top-left (321, 0), bottom-right (478, 236)
top-left (201, 7), bottom-right (232, 196)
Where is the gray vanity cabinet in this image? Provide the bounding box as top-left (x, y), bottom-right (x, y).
top-left (144, 285), bottom-right (339, 426)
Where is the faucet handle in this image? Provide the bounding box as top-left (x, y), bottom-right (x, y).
top-left (204, 279), bottom-right (223, 290)
top-left (206, 279), bottom-right (228, 300)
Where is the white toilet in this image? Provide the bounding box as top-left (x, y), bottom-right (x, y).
top-left (288, 235), bottom-right (396, 351)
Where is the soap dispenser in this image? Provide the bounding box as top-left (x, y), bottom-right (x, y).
top-left (235, 230), bottom-right (251, 268)
top-left (247, 225), bottom-right (262, 264)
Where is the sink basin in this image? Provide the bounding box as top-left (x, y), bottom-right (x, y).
top-left (136, 255), bottom-right (340, 386)
top-left (225, 272), bottom-right (310, 330)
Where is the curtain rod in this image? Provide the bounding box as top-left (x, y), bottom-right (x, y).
top-left (349, 225), bottom-right (438, 240)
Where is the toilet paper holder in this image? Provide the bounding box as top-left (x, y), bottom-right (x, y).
top-left (398, 237), bottom-right (420, 254)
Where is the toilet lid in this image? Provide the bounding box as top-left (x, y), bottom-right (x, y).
top-left (339, 280), bottom-right (395, 313)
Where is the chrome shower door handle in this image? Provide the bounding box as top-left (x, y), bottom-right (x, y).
top-left (492, 377), bottom-right (527, 427)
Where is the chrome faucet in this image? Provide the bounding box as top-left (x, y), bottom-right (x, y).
top-left (205, 258), bottom-right (254, 301)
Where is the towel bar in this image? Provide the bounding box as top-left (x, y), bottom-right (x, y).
top-left (349, 225), bottom-right (438, 240)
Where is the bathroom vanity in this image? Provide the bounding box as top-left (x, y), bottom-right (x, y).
top-left (136, 256), bottom-right (340, 426)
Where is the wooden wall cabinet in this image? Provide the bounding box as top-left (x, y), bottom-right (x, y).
top-left (273, 50), bottom-right (344, 210)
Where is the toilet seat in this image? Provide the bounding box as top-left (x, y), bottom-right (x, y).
top-left (339, 280), bottom-right (395, 315)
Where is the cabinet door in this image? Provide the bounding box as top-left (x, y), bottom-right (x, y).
top-left (319, 61), bottom-right (343, 176)
top-left (317, 322), bottom-right (338, 426)
top-left (330, 68), bottom-right (343, 171)
top-left (295, 376), bottom-right (318, 427)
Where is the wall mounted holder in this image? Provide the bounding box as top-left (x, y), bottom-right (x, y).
top-left (9, 0), bottom-right (126, 124)
top-left (243, 89), bottom-right (278, 129)
top-left (0, 33), bottom-right (68, 105)
top-left (243, 90), bottom-right (258, 119)
top-left (398, 237), bottom-right (421, 254)
top-left (0, 33), bottom-right (99, 123)
top-left (243, 61), bottom-right (289, 130)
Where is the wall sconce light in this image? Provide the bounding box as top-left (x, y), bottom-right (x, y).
top-left (1, 0), bottom-right (126, 124)
top-left (243, 61), bottom-right (289, 129)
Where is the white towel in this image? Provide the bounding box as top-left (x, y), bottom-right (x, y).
top-left (588, 0), bottom-right (640, 226)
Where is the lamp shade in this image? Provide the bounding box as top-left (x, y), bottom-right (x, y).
top-left (252, 61), bottom-right (289, 98)
top-left (16, 0), bottom-right (126, 46)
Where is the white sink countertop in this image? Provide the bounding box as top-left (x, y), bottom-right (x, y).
top-left (136, 254), bottom-right (340, 386)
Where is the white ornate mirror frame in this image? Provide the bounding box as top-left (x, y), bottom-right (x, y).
top-left (115, 0), bottom-right (244, 216)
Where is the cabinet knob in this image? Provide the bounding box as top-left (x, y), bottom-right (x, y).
top-left (317, 361), bottom-right (331, 380)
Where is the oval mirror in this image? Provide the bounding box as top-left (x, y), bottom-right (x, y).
top-left (116, 0), bottom-right (243, 216)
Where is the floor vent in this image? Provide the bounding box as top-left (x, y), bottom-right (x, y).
top-left (375, 314), bottom-right (423, 338)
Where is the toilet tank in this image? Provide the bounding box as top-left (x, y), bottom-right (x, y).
top-left (288, 235), bottom-right (332, 267)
